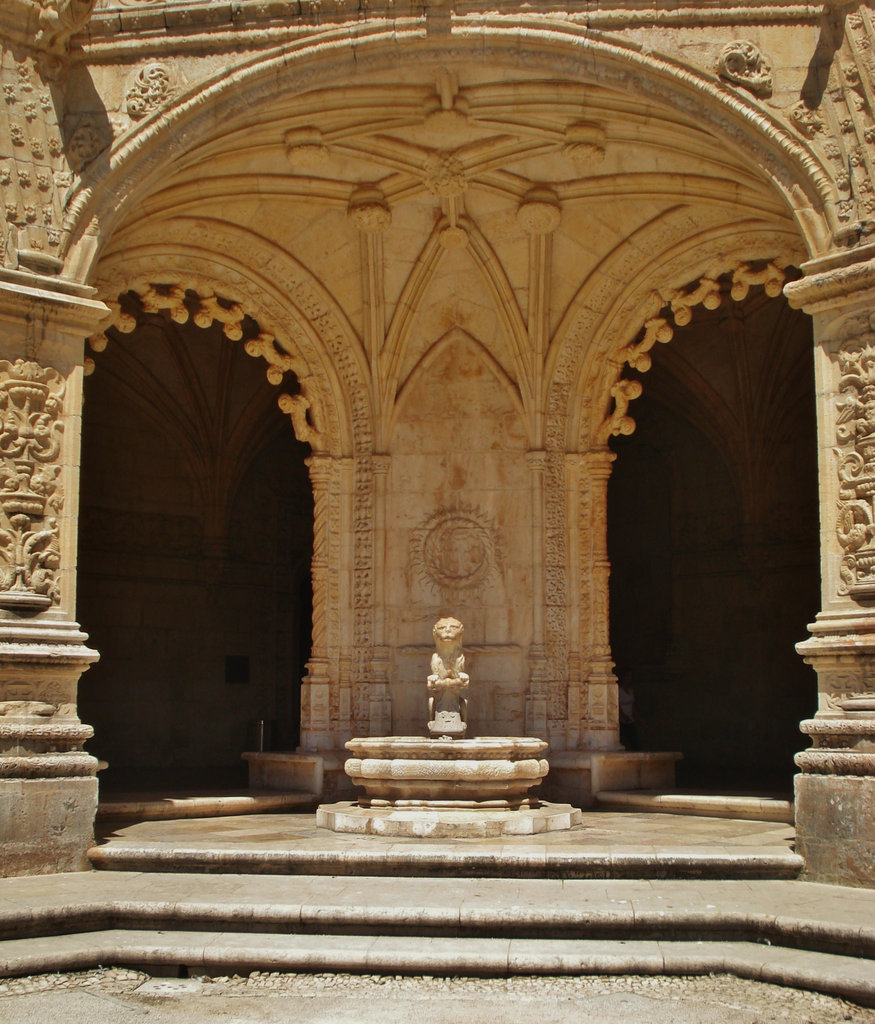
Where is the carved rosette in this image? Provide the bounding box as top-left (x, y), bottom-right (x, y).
top-left (834, 325), bottom-right (875, 598)
top-left (0, 360), bottom-right (65, 609)
top-left (411, 505), bottom-right (500, 602)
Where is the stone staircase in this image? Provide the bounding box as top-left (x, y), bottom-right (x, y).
top-left (0, 871), bottom-right (873, 1005)
top-left (1, 810), bottom-right (872, 1005)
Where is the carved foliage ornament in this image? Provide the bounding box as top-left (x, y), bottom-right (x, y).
top-left (717, 40), bottom-right (773, 99)
top-left (834, 320), bottom-right (875, 599)
top-left (0, 360), bottom-right (64, 609)
top-left (125, 63), bottom-right (174, 122)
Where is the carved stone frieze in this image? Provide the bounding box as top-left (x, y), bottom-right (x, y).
top-left (0, 52), bottom-right (67, 270)
top-left (717, 40), bottom-right (773, 99)
top-left (833, 317), bottom-right (875, 598)
top-left (0, 359), bottom-right (65, 609)
top-left (125, 62), bottom-right (174, 121)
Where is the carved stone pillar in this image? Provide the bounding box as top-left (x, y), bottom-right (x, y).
top-left (579, 449), bottom-right (620, 751)
top-left (300, 452), bottom-right (337, 751)
top-left (0, 268), bottom-right (109, 876)
top-left (785, 248), bottom-right (875, 887)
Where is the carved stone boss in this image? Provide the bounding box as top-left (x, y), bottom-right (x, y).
top-left (0, 359), bottom-right (65, 610)
top-left (835, 326), bottom-right (875, 598)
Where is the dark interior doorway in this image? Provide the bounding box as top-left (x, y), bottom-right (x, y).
top-left (77, 303), bottom-right (313, 793)
top-left (608, 282), bottom-right (820, 794)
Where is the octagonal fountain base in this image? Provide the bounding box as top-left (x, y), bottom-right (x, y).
top-left (316, 735), bottom-right (582, 837)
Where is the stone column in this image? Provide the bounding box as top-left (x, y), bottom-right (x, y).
top-left (785, 249), bottom-right (875, 887)
top-left (0, 268), bottom-right (109, 876)
top-left (300, 452), bottom-right (336, 750)
top-left (579, 449), bottom-right (620, 750)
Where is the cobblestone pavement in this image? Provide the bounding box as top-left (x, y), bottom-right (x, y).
top-left (1, 969), bottom-right (873, 1023)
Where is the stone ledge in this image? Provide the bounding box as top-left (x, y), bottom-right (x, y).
top-left (594, 790), bottom-right (794, 824)
top-left (86, 842), bottom-right (803, 879)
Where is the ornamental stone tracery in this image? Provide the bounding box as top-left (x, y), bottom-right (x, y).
top-left (90, 283), bottom-right (325, 448)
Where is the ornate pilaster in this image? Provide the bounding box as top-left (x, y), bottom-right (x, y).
top-left (524, 450), bottom-right (548, 739)
top-left (369, 454), bottom-right (391, 736)
top-left (301, 452), bottom-right (337, 750)
top-left (785, 246), bottom-right (875, 886)
top-left (579, 449), bottom-right (620, 751)
top-left (0, 267), bottom-right (108, 876)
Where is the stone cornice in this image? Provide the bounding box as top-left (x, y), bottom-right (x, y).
top-left (75, 1), bottom-right (826, 57)
top-left (0, 270), bottom-right (111, 338)
top-left (784, 243), bottom-right (875, 315)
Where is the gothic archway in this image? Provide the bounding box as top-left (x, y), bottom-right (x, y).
top-left (607, 279), bottom-right (819, 791)
top-left (77, 293), bottom-right (314, 790)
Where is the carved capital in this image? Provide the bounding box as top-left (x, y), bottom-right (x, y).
top-left (785, 247), bottom-right (875, 316)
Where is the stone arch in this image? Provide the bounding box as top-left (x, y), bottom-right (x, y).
top-left (60, 18), bottom-right (836, 281)
top-left (91, 218), bottom-right (375, 459)
top-left (553, 221), bottom-right (806, 453)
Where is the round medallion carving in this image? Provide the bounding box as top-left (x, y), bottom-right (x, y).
top-left (412, 506), bottom-right (499, 596)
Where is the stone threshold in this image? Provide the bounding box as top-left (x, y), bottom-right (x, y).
top-left (96, 790), bottom-right (317, 821)
top-left (594, 790), bottom-right (795, 824)
top-left (0, 932), bottom-right (871, 1006)
top-left (87, 844), bottom-right (803, 879)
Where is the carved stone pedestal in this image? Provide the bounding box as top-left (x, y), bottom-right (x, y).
top-left (794, 712), bottom-right (875, 888)
top-left (0, 616), bottom-right (99, 876)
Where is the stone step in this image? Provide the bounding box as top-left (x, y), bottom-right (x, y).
top-left (0, 930), bottom-right (872, 1006)
top-left (87, 842), bottom-right (803, 879)
top-left (2, 873), bottom-right (871, 1004)
top-left (0, 888), bottom-right (869, 957)
top-left (96, 790), bottom-right (316, 822)
top-left (594, 790), bottom-right (795, 823)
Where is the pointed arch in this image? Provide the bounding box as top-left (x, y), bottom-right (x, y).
top-left (389, 326), bottom-right (525, 446)
top-left (92, 217), bottom-right (374, 458)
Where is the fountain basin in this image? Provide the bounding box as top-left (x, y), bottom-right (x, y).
top-left (344, 736), bottom-right (549, 806)
top-left (316, 734), bottom-right (582, 836)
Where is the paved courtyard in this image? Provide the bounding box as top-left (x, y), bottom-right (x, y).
top-left (1, 969), bottom-right (874, 1024)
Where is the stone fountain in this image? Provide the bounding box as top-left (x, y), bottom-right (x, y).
top-left (316, 618), bottom-right (582, 837)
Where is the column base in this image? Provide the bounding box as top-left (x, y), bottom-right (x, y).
top-left (0, 776), bottom-right (98, 876)
top-left (794, 714), bottom-right (875, 887)
top-left (795, 773), bottom-right (874, 887)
